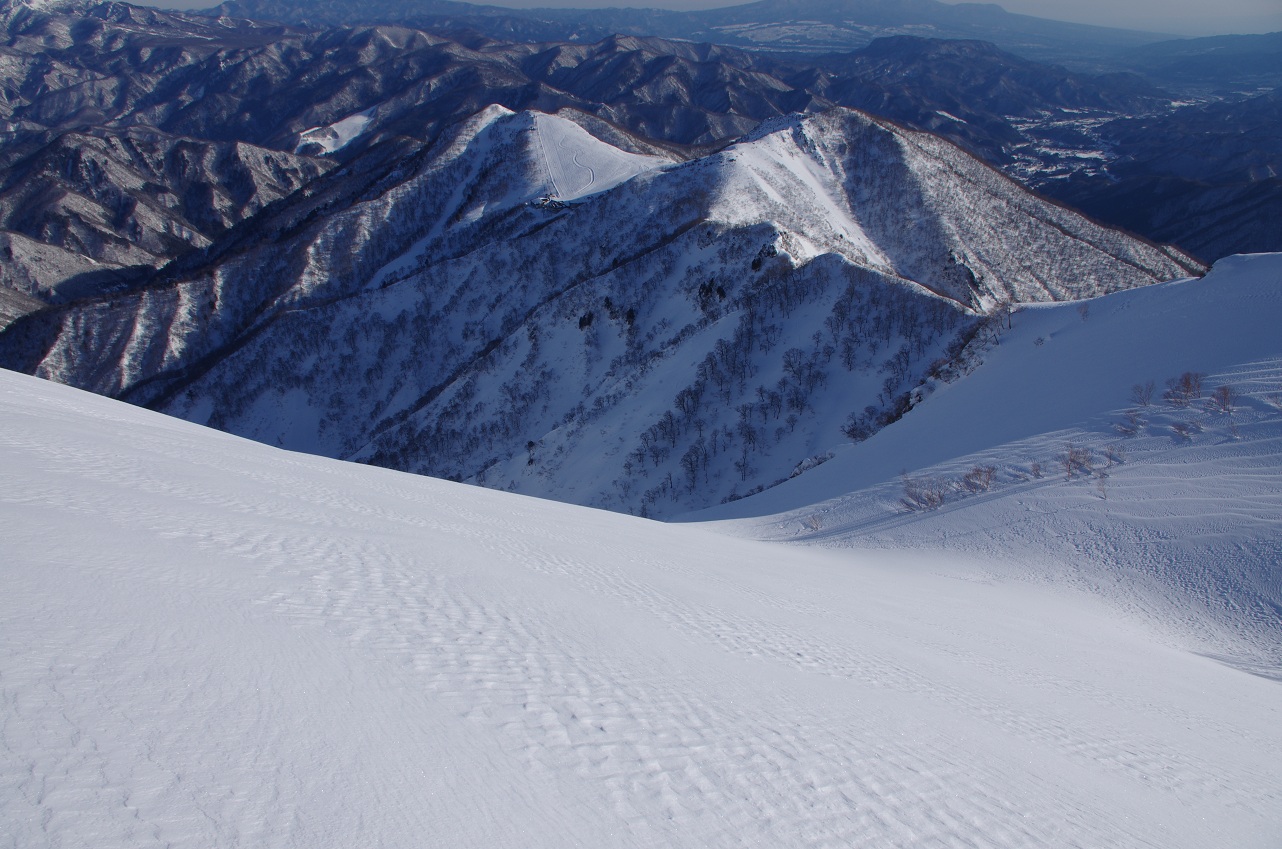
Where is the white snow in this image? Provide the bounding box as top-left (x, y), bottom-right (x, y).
top-left (532, 111), bottom-right (668, 201)
top-left (697, 253), bottom-right (1282, 671)
top-left (3, 260), bottom-right (1281, 849)
top-left (365, 108), bottom-right (670, 288)
top-left (295, 107), bottom-right (376, 155)
top-left (1, 0), bottom-right (84, 11)
top-left (717, 123), bottom-right (894, 269)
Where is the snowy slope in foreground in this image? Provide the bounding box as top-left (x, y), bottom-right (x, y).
top-left (699, 253), bottom-right (1282, 673)
top-left (2, 367), bottom-right (1280, 848)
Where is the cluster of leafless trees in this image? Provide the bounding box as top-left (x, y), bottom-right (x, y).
top-left (1121, 372), bottom-right (1241, 440)
top-left (900, 438), bottom-right (1138, 511)
top-left (899, 463), bottom-right (998, 512)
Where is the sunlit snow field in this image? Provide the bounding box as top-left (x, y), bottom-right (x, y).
top-left (700, 253), bottom-right (1282, 673)
top-left (3, 255), bottom-right (1281, 847)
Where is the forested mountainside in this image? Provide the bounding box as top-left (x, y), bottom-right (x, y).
top-left (2, 106), bottom-right (1200, 516)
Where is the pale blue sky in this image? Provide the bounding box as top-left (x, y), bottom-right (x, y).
top-left (149, 0), bottom-right (1282, 37)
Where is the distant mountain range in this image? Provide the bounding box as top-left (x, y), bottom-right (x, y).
top-left (207, 0), bottom-right (1176, 70)
top-left (1049, 91), bottom-right (1282, 262)
top-left (0, 0), bottom-right (1266, 313)
top-left (205, 0), bottom-right (1282, 92)
top-left (1119, 31), bottom-right (1282, 93)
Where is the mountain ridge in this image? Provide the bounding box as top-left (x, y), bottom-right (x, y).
top-left (2, 105), bottom-right (1202, 516)
top-left (0, 0), bottom-right (1263, 317)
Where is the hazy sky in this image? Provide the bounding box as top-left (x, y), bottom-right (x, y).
top-left (150, 0), bottom-right (1282, 37)
top-left (966, 0), bottom-right (1281, 35)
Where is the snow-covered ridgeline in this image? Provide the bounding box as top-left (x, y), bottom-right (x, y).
top-left (6, 108), bottom-right (1201, 517)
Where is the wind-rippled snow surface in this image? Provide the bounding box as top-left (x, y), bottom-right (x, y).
top-left (702, 253), bottom-right (1282, 676)
top-left (2, 358), bottom-right (1279, 847)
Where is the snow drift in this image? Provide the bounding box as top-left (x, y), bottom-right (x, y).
top-left (700, 252), bottom-right (1282, 674)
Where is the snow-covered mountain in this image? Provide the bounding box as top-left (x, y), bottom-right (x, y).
top-left (697, 251), bottom-right (1282, 672)
top-left (0, 0), bottom-right (1267, 308)
top-left (3, 106), bottom-right (1201, 516)
top-left (2, 254), bottom-right (1278, 848)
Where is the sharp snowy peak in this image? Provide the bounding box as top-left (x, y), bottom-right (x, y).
top-left (2, 107), bottom-right (1201, 516)
top-left (415, 107), bottom-right (669, 218)
top-left (530, 111), bottom-right (671, 201)
top-left (697, 110), bottom-right (1196, 306)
